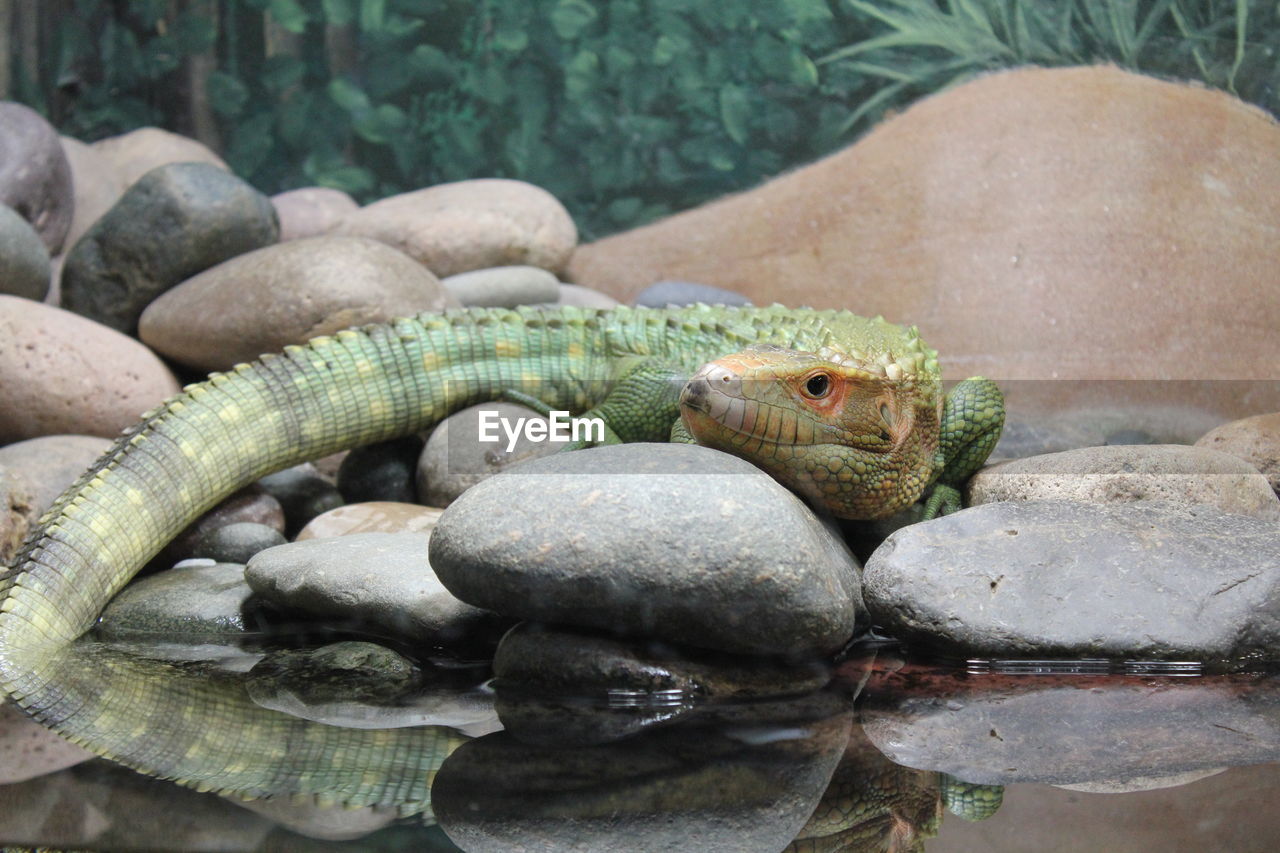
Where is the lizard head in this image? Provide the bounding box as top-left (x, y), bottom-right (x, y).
top-left (679, 344), bottom-right (942, 519)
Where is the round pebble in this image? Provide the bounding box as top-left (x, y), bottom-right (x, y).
top-left (0, 102), bottom-right (73, 253)
top-left (0, 203), bottom-right (51, 301)
top-left (138, 236), bottom-right (458, 372)
top-left (337, 436), bottom-right (425, 505)
top-left (193, 521), bottom-right (288, 564)
top-left (441, 265), bottom-right (561, 308)
top-left (61, 162), bottom-right (279, 334)
top-left (0, 296), bottom-right (180, 443)
top-left (334, 178), bottom-right (577, 277)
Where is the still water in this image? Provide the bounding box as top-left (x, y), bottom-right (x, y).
top-left (4, 635), bottom-right (1280, 852)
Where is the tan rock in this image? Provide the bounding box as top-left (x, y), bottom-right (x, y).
top-left (271, 186), bottom-right (359, 241)
top-left (441, 264), bottom-right (561, 307)
top-left (57, 136), bottom-right (126, 251)
top-left (0, 434), bottom-right (113, 516)
top-left (296, 501), bottom-right (445, 540)
top-left (138, 236), bottom-right (460, 372)
top-left (567, 66), bottom-right (1280, 423)
top-left (335, 178), bottom-right (577, 277)
top-left (90, 126), bottom-right (228, 189)
top-left (0, 467), bottom-right (35, 565)
top-left (1196, 412), bottom-right (1280, 495)
top-left (0, 295), bottom-right (180, 443)
top-left (967, 444), bottom-right (1280, 520)
top-left (551, 282), bottom-right (621, 309)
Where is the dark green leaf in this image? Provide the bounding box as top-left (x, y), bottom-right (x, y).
top-left (718, 84), bottom-right (750, 145)
top-left (409, 44), bottom-right (456, 83)
top-left (494, 25), bottom-right (529, 52)
top-left (361, 0), bottom-right (388, 32)
top-left (173, 16), bottom-right (218, 54)
top-left (329, 78), bottom-right (372, 111)
top-left (262, 56), bottom-right (306, 94)
top-left (322, 0), bottom-right (355, 25)
top-left (317, 164), bottom-right (377, 194)
top-left (207, 71), bottom-right (250, 117)
top-left (551, 0), bottom-right (599, 40)
top-left (268, 0), bottom-right (310, 33)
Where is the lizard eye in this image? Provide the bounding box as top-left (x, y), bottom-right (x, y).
top-left (802, 372), bottom-right (831, 399)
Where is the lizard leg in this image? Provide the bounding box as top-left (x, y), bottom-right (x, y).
top-left (668, 418), bottom-right (697, 444)
top-left (510, 358), bottom-right (686, 452)
top-left (922, 377), bottom-right (1005, 519)
top-left (940, 775), bottom-right (1004, 821)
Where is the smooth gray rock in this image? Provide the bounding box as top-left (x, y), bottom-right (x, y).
top-left (417, 401), bottom-right (558, 507)
top-left (861, 665), bottom-right (1280, 786)
top-left (433, 712), bottom-right (851, 853)
top-left (634, 280), bottom-right (751, 308)
top-left (430, 443), bottom-right (863, 657)
top-left (96, 562), bottom-right (261, 642)
top-left (156, 485), bottom-right (284, 569)
top-left (0, 203), bottom-right (51, 300)
top-left (246, 643), bottom-right (498, 736)
top-left (254, 462), bottom-right (344, 537)
top-left (967, 444), bottom-right (1280, 521)
top-left (865, 500), bottom-right (1280, 668)
top-left (0, 102), bottom-right (73, 253)
top-left (61, 162), bottom-right (279, 334)
top-left (0, 434), bottom-right (111, 516)
top-left (441, 264), bottom-right (561, 307)
top-left (493, 623), bottom-right (833, 745)
top-left (245, 533), bottom-right (508, 649)
top-left (246, 642), bottom-right (421, 706)
top-left (192, 522), bottom-right (287, 564)
top-left (337, 435), bottom-right (424, 505)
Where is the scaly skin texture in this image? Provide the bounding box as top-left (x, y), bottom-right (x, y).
top-left (0, 304), bottom-right (1003, 810)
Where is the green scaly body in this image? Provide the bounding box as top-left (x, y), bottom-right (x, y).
top-left (0, 304), bottom-right (1003, 811)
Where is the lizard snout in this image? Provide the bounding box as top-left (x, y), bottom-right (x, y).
top-left (681, 362), bottom-right (742, 413)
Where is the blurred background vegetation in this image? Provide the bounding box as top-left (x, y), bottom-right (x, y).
top-left (2, 0), bottom-right (1276, 239)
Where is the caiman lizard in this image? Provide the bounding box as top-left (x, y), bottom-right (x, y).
top-left (0, 304), bottom-right (1004, 812)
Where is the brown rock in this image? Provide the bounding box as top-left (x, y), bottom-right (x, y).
top-left (155, 485), bottom-right (285, 569)
top-left (271, 186), bottom-right (358, 241)
top-left (567, 67), bottom-right (1280, 423)
top-left (0, 466), bottom-right (35, 565)
top-left (90, 126), bottom-right (228, 189)
top-left (0, 296), bottom-right (180, 443)
top-left (0, 102), bottom-right (73, 253)
top-left (138, 235), bottom-right (459, 371)
top-left (61, 162), bottom-right (280, 335)
top-left (967, 444), bottom-right (1280, 521)
top-left (549, 282), bottom-right (620, 309)
top-left (334, 179), bottom-right (577, 277)
top-left (0, 434), bottom-right (110, 517)
top-left (1196, 413), bottom-right (1280, 495)
top-left (296, 501), bottom-right (445, 540)
top-left (0, 701), bottom-right (93, 784)
top-left (57, 136), bottom-right (126, 252)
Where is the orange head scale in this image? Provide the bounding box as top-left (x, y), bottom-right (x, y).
top-left (679, 344), bottom-right (943, 519)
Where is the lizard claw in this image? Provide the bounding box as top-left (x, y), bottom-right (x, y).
top-left (921, 484), bottom-right (963, 520)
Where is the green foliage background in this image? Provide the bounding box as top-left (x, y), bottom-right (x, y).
top-left (12, 0), bottom-right (1279, 239)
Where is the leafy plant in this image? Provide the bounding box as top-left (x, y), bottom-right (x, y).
top-left (9, 1), bottom-right (1280, 239)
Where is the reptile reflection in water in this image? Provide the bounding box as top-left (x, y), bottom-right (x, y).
top-left (26, 640), bottom-right (467, 817)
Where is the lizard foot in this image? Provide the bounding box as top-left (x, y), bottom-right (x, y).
top-left (921, 484), bottom-right (963, 520)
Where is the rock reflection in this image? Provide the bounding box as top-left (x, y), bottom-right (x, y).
top-left (434, 710), bottom-right (853, 852)
top-left (860, 661), bottom-right (1280, 786)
